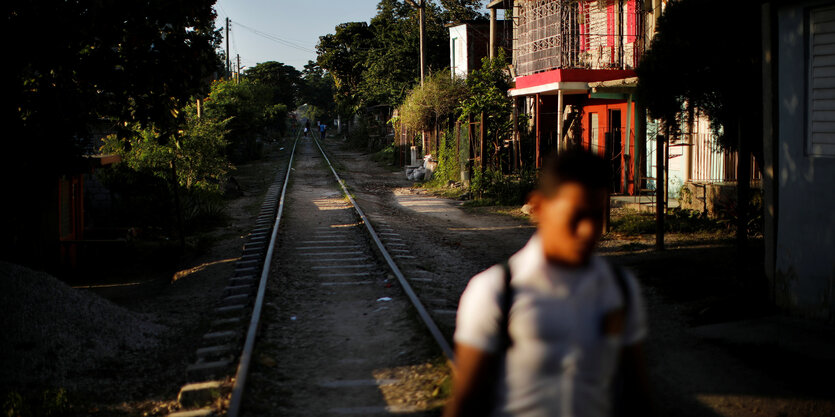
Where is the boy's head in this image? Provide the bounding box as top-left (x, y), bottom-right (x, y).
top-left (528, 149), bottom-right (610, 267)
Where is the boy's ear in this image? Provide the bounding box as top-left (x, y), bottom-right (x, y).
top-left (527, 190), bottom-right (544, 221)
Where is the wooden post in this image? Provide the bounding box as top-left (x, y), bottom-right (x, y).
top-left (479, 111), bottom-right (486, 171)
top-left (656, 127), bottom-right (666, 250)
top-left (535, 94), bottom-right (541, 168)
top-left (624, 93), bottom-right (633, 193)
top-left (468, 114), bottom-right (475, 180)
top-left (634, 101), bottom-right (646, 193)
top-left (557, 90), bottom-right (564, 151)
top-left (419, 1), bottom-right (426, 85)
top-left (489, 8), bottom-right (497, 59)
top-left (736, 117), bottom-right (750, 282)
top-left (512, 97), bottom-right (519, 172)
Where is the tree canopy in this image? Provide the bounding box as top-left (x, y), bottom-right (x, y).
top-left (316, 0), bottom-right (484, 116)
top-left (244, 61), bottom-right (305, 110)
top-left (7, 0), bottom-right (222, 178)
top-left (636, 0), bottom-right (762, 160)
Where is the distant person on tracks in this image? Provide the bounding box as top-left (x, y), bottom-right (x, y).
top-left (443, 149), bottom-right (651, 417)
top-left (319, 122), bottom-right (327, 139)
top-left (304, 120), bottom-right (310, 137)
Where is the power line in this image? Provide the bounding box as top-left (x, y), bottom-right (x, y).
top-left (232, 21), bottom-right (317, 54)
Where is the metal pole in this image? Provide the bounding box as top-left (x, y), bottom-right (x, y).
top-left (656, 126), bottom-right (666, 250)
top-left (535, 94), bottom-right (541, 168)
top-left (419, 1), bottom-right (426, 85)
top-left (226, 18), bottom-right (231, 77)
top-left (557, 90), bottom-right (564, 152)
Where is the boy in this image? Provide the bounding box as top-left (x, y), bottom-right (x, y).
top-left (443, 150), bottom-right (650, 417)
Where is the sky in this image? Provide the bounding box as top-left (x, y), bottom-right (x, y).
top-left (213, 0), bottom-right (396, 72)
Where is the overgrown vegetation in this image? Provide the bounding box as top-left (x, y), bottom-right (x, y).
top-left (459, 50), bottom-right (513, 169)
top-left (3, 388), bottom-right (71, 417)
top-left (399, 71), bottom-right (466, 133)
top-left (426, 127), bottom-right (463, 187)
top-left (469, 168), bottom-right (538, 206)
top-left (610, 208), bottom-right (727, 236)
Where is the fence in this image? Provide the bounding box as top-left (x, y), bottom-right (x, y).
top-left (682, 133), bottom-right (761, 183)
top-left (513, 0), bottom-right (646, 76)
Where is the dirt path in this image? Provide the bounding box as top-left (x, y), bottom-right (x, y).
top-left (24, 141), bottom-right (294, 416)
top-left (242, 136), bottom-right (446, 416)
top-left (321, 137), bottom-right (835, 417)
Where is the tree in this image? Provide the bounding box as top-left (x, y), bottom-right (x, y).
top-left (439, 0), bottom-right (486, 22)
top-left (301, 60), bottom-right (337, 121)
top-left (202, 79), bottom-right (277, 162)
top-left (317, 0), bottom-right (479, 115)
top-left (636, 0), bottom-right (762, 272)
top-left (7, 0), bottom-right (221, 172)
top-left (317, 21), bottom-right (374, 116)
top-left (399, 70), bottom-right (467, 133)
top-left (460, 51), bottom-right (513, 169)
top-left (244, 61), bottom-right (305, 109)
top-left (4, 0), bottom-right (222, 264)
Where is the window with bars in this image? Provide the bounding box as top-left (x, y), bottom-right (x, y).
top-left (808, 6), bottom-right (835, 156)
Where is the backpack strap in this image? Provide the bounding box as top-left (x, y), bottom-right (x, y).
top-left (500, 260), bottom-right (514, 350)
top-left (611, 263), bottom-right (632, 313)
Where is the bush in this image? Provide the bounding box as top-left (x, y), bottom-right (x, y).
top-left (610, 208), bottom-right (725, 236)
top-left (427, 128), bottom-right (462, 186)
top-left (399, 71), bottom-right (466, 132)
top-left (470, 168), bottom-right (537, 206)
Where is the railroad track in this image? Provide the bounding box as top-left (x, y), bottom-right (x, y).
top-left (168, 131), bottom-right (455, 417)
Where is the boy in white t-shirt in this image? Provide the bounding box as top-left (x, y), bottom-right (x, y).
top-left (443, 150), bottom-right (651, 417)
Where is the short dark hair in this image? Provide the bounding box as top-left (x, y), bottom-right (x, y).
top-left (538, 148), bottom-right (612, 196)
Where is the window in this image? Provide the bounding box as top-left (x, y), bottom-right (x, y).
top-left (808, 6), bottom-right (835, 156)
top-left (590, 113), bottom-right (600, 154)
top-left (451, 37), bottom-right (457, 75)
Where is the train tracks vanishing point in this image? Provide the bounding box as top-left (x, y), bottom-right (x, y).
top-left (170, 131), bottom-right (455, 417)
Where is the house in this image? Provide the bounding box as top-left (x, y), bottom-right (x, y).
top-left (762, 1), bottom-right (835, 321)
top-left (485, 0), bottom-right (656, 195)
top-left (448, 18), bottom-right (511, 78)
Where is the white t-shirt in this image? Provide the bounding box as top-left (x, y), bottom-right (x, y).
top-left (454, 234), bottom-right (647, 417)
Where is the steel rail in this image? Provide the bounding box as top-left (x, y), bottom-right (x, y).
top-left (311, 133), bottom-right (455, 362)
top-left (227, 132), bottom-right (300, 417)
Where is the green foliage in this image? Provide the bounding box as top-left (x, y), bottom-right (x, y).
top-left (459, 50), bottom-right (513, 168)
top-left (3, 388), bottom-right (71, 417)
top-left (470, 168), bottom-right (537, 206)
top-left (317, 0), bottom-right (482, 116)
top-left (244, 61), bottom-right (304, 109)
top-left (611, 208), bottom-right (726, 236)
top-left (301, 60), bottom-right (337, 120)
top-left (7, 0), bottom-right (221, 180)
top-left (636, 0), bottom-right (762, 156)
top-left (371, 143), bottom-right (398, 165)
top-left (399, 70), bottom-right (467, 132)
top-left (203, 79), bottom-right (278, 162)
top-left (101, 114), bottom-right (230, 193)
top-left (427, 128), bottom-right (462, 186)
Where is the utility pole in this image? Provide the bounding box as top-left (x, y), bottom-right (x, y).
top-left (226, 17), bottom-right (231, 78)
top-left (419, 0), bottom-right (425, 86)
top-left (404, 0), bottom-right (426, 85)
top-left (237, 54), bottom-right (241, 84)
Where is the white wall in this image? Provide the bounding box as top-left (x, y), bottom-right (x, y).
top-left (449, 24), bottom-right (468, 78)
top-left (772, 3), bottom-right (835, 320)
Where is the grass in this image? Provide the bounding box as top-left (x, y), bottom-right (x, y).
top-left (609, 207), bottom-right (728, 236)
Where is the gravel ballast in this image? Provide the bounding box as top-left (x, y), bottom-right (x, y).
top-left (0, 261), bottom-right (166, 390)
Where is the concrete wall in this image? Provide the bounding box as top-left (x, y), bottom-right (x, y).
top-left (449, 24), bottom-right (468, 78)
top-left (773, 2), bottom-right (835, 320)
